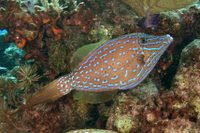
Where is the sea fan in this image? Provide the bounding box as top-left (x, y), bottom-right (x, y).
top-left (13, 61), bottom-right (41, 93)
top-left (122, 0), bottom-right (198, 17)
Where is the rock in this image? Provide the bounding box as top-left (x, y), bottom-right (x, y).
top-left (171, 39), bottom-right (200, 119)
top-left (66, 129), bottom-right (117, 133)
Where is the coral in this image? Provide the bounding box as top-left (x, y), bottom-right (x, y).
top-left (0, 0), bottom-right (93, 78)
top-left (40, 0), bottom-right (68, 13)
top-left (149, 117), bottom-right (200, 132)
top-left (0, 109), bottom-right (31, 132)
top-left (15, 36), bottom-right (26, 48)
top-left (0, 76), bottom-right (31, 132)
top-left (73, 99), bottom-right (89, 129)
top-left (88, 22), bottom-right (110, 42)
top-left (114, 116), bottom-right (133, 133)
top-left (0, 75), bottom-right (16, 98)
top-left (12, 61), bottom-right (41, 93)
top-left (23, 104), bottom-right (68, 133)
top-left (170, 39), bottom-right (200, 121)
top-left (100, 0), bottom-right (138, 25)
top-left (21, 0), bottom-right (36, 14)
top-left (0, 75), bottom-right (22, 108)
top-left (106, 92), bottom-right (145, 132)
top-left (2, 0), bottom-right (200, 132)
top-left (63, 2), bottom-right (94, 33)
top-left (0, 99), bottom-right (75, 132)
top-left (122, 0), bottom-right (198, 17)
top-left (128, 82), bottom-right (159, 101)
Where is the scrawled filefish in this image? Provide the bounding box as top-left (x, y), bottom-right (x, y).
top-left (10, 33), bottom-right (173, 115)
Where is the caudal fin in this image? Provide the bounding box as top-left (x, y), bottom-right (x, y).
top-left (9, 79), bottom-right (65, 115)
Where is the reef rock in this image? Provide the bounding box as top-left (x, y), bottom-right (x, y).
top-left (171, 39), bottom-right (200, 120)
top-left (66, 129), bottom-right (117, 133)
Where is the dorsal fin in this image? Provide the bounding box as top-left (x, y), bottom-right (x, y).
top-left (70, 38), bottom-right (118, 104)
top-left (70, 38), bottom-right (108, 71)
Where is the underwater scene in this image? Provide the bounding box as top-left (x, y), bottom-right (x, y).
top-left (0, 0), bottom-right (200, 132)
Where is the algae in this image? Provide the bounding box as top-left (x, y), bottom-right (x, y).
top-left (49, 40), bottom-right (69, 74)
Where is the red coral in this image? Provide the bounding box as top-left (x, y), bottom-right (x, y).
top-left (0, 1), bottom-right (95, 78)
top-left (63, 3), bottom-right (94, 33)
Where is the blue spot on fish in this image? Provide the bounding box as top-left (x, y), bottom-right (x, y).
top-left (109, 48), bottom-right (116, 53)
top-left (137, 68), bottom-right (143, 77)
top-left (128, 78), bottom-right (136, 82)
top-left (112, 58), bottom-right (115, 61)
top-left (103, 73), bottom-right (109, 77)
top-left (109, 43), bottom-right (114, 47)
top-left (125, 70), bottom-right (128, 77)
top-left (98, 50), bottom-right (102, 54)
top-left (113, 68), bottom-right (117, 71)
top-left (100, 54), bottom-right (107, 59)
top-left (120, 81), bottom-right (126, 85)
top-left (116, 41), bottom-right (121, 44)
top-left (95, 71), bottom-right (99, 74)
top-left (111, 75), bottom-right (118, 80)
top-left (123, 40), bottom-right (129, 44)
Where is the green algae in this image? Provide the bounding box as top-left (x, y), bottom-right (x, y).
top-left (73, 99), bottom-right (88, 128)
top-left (48, 40), bottom-right (69, 74)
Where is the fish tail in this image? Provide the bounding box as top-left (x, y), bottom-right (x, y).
top-left (9, 78), bottom-right (71, 115)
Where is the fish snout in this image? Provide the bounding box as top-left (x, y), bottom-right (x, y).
top-left (166, 34), bottom-right (173, 43)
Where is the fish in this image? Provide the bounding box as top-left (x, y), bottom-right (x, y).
top-left (10, 33), bottom-right (173, 115)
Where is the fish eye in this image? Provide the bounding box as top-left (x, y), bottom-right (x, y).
top-left (141, 37), bottom-right (147, 43)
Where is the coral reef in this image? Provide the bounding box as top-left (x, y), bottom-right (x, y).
top-left (171, 39), bottom-right (200, 119)
top-left (0, 0), bottom-right (94, 78)
top-left (1, 0), bottom-right (200, 132)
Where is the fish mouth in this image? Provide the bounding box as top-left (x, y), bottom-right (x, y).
top-left (166, 34), bottom-right (173, 43)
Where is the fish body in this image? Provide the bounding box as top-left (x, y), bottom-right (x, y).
top-left (10, 33), bottom-right (173, 115)
top-left (57, 33), bottom-right (173, 94)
